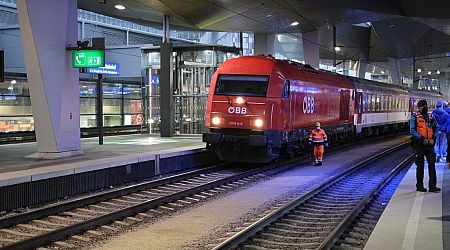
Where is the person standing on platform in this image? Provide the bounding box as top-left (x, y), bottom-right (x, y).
top-left (443, 101), bottom-right (450, 168)
top-left (309, 122), bottom-right (328, 166)
top-left (410, 99), bottom-right (440, 192)
top-left (432, 101), bottom-right (448, 162)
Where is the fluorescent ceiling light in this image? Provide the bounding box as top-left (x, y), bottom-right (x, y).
top-left (115, 4), bottom-right (125, 10)
top-left (290, 21), bottom-right (299, 26)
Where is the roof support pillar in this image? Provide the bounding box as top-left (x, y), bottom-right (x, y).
top-left (160, 15), bottom-right (174, 137)
top-left (17, 0), bottom-right (81, 158)
top-left (302, 31), bottom-right (319, 68)
top-left (254, 33), bottom-right (275, 56)
top-left (358, 61), bottom-right (368, 78)
top-left (389, 57), bottom-right (401, 85)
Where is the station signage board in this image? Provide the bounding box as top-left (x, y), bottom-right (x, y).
top-left (72, 50), bottom-right (105, 68)
top-left (86, 62), bottom-right (120, 75)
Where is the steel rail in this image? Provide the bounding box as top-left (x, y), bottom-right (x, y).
top-left (0, 164), bottom-right (227, 229)
top-left (0, 152), bottom-right (313, 249)
top-left (212, 141), bottom-right (411, 250)
top-left (318, 154), bottom-right (414, 249)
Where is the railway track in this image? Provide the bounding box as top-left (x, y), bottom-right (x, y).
top-left (212, 142), bottom-right (413, 249)
top-left (0, 151), bottom-right (319, 249)
top-left (0, 135), bottom-right (408, 249)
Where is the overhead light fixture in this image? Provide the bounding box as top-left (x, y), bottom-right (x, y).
top-left (290, 21), bottom-right (299, 26)
top-left (114, 4), bottom-right (125, 10)
top-left (427, 70), bottom-right (432, 75)
top-left (265, 14), bottom-right (273, 18)
top-left (381, 70), bottom-right (385, 74)
top-left (417, 68), bottom-right (422, 73)
top-left (10, 80), bottom-right (16, 84)
top-left (334, 46), bottom-right (341, 52)
top-left (437, 70), bottom-right (441, 75)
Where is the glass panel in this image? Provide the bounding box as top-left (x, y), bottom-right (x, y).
top-left (103, 99), bottom-right (121, 114)
top-left (147, 96), bottom-right (160, 134)
top-left (80, 115), bottom-right (97, 128)
top-left (174, 95), bottom-right (207, 134)
top-left (0, 96), bottom-right (32, 115)
top-left (215, 75), bottom-right (269, 97)
top-left (104, 115), bottom-right (121, 126)
top-left (103, 83), bottom-right (122, 98)
top-left (0, 117), bottom-right (34, 132)
top-left (123, 84), bottom-right (141, 99)
top-left (80, 98), bottom-right (96, 114)
top-left (80, 82), bottom-right (97, 97)
top-left (0, 79), bottom-right (29, 96)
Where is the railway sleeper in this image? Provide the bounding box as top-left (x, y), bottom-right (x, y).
top-left (280, 218), bottom-right (339, 228)
top-left (274, 222), bottom-right (334, 232)
top-left (286, 214), bottom-right (341, 223)
top-left (0, 228), bottom-right (36, 238)
top-left (61, 211), bottom-right (95, 219)
top-left (111, 197), bottom-right (140, 204)
top-left (303, 203), bottom-right (355, 210)
top-left (291, 210), bottom-right (342, 219)
top-left (70, 235), bottom-right (91, 243)
top-left (267, 227), bottom-right (329, 238)
top-left (250, 238), bottom-right (320, 249)
top-left (53, 241), bottom-right (77, 249)
top-left (260, 232), bottom-right (323, 243)
top-left (297, 207), bottom-right (350, 214)
top-left (0, 237), bottom-right (16, 244)
top-left (308, 200), bottom-right (357, 207)
top-left (16, 224), bottom-right (53, 233)
top-left (32, 219), bottom-right (66, 228)
top-left (75, 208), bottom-right (107, 215)
top-left (85, 230), bottom-right (104, 237)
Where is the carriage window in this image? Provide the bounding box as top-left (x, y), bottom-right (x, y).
top-left (282, 80), bottom-right (290, 98)
top-left (215, 75), bottom-right (269, 97)
top-left (363, 95), bottom-right (368, 112)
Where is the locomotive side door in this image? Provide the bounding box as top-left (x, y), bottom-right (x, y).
top-left (339, 89), bottom-right (351, 122)
top-left (282, 80), bottom-right (293, 132)
top-left (355, 91), bottom-right (363, 124)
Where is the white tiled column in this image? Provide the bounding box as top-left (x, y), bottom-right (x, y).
top-left (17, 0), bottom-right (82, 159)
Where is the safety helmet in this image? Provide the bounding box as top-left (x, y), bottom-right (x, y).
top-left (315, 122), bottom-right (321, 127)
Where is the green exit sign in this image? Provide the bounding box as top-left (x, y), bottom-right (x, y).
top-left (72, 50), bottom-right (105, 68)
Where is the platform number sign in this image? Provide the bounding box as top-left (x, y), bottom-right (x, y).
top-left (72, 50), bottom-right (105, 68)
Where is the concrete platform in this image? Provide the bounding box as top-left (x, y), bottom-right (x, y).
top-left (365, 160), bottom-right (449, 250)
top-left (0, 134), bottom-right (214, 211)
top-left (0, 134), bottom-right (205, 186)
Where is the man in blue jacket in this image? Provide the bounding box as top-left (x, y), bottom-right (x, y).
top-left (432, 101), bottom-right (448, 162)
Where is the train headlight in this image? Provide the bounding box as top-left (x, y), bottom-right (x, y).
top-left (254, 119), bottom-right (263, 128)
top-left (235, 96), bottom-right (245, 104)
top-left (212, 117), bottom-right (221, 125)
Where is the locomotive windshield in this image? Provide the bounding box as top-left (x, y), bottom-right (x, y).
top-left (215, 75), bottom-right (269, 97)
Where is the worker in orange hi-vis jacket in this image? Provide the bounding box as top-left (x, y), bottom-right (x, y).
top-left (308, 121), bottom-right (328, 166)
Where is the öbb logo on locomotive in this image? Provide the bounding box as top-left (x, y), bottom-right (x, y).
top-left (227, 106), bottom-right (247, 114)
top-left (303, 96), bottom-right (315, 114)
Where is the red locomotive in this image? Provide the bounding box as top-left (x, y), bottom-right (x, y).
top-left (203, 55), bottom-right (441, 162)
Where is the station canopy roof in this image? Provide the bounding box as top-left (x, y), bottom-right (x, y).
top-left (78, 0), bottom-right (450, 75)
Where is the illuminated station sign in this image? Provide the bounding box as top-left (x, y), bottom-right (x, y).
top-left (71, 50), bottom-right (105, 68)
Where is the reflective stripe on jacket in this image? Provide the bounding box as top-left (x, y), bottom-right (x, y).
top-left (309, 128), bottom-right (327, 143)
